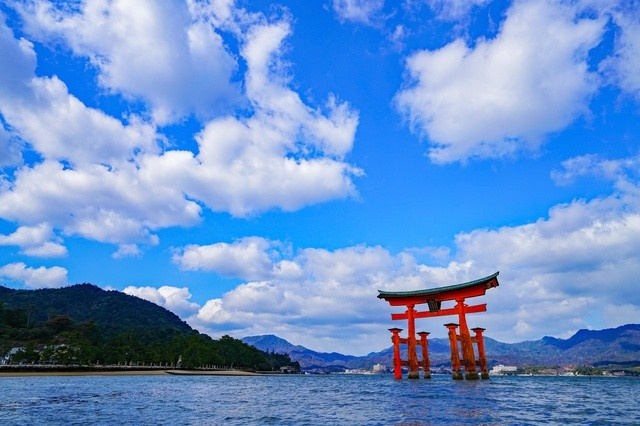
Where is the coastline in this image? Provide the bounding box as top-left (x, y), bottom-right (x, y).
top-left (0, 370), bottom-right (169, 377)
top-left (165, 369), bottom-right (261, 376)
top-left (0, 366), bottom-right (262, 377)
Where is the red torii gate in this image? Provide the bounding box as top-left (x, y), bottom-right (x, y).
top-left (378, 272), bottom-right (499, 380)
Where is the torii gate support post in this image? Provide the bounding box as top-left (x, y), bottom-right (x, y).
top-left (418, 331), bottom-right (431, 379)
top-left (456, 299), bottom-right (479, 380)
top-left (445, 323), bottom-right (463, 380)
top-left (472, 327), bottom-right (489, 379)
top-left (406, 304), bottom-right (420, 379)
top-left (389, 328), bottom-right (403, 380)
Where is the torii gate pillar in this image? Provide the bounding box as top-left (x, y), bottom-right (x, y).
top-left (387, 327), bottom-right (431, 379)
top-left (389, 327), bottom-right (403, 380)
top-left (418, 331), bottom-right (431, 379)
top-left (472, 327), bottom-right (489, 379)
top-left (444, 323), bottom-right (463, 380)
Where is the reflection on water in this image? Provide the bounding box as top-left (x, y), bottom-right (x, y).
top-left (1, 374), bottom-right (639, 425)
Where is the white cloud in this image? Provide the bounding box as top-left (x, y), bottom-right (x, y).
top-left (0, 14), bottom-right (31, 168)
top-left (112, 244), bottom-right (142, 259)
top-left (0, 122), bottom-right (22, 168)
top-left (602, 9), bottom-right (640, 99)
top-left (19, 0), bottom-right (238, 125)
top-left (0, 262), bottom-right (68, 288)
top-left (452, 186), bottom-right (640, 341)
top-left (387, 24), bottom-right (407, 50)
top-left (0, 13), bottom-right (158, 167)
top-left (0, 76), bottom-right (158, 167)
top-left (0, 223), bottom-right (67, 258)
top-left (0, 223), bottom-right (53, 247)
top-left (0, 13), bottom-right (36, 95)
top-left (123, 285), bottom-right (200, 318)
top-left (183, 21), bottom-right (361, 217)
top-left (173, 237), bottom-right (276, 280)
top-left (0, 17), bottom-right (200, 246)
top-left (0, 6), bottom-right (361, 250)
top-left (426, 0), bottom-right (490, 21)
top-left (172, 240), bottom-right (487, 354)
top-left (145, 233), bottom-right (541, 355)
top-left (457, 204), bottom-right (640, 276)
top-left (21, 242), bottom-right (67, 258)
top-left (551, 153), bottom-right (640, 186)
top-left (333, 0), bottom-right (385, 25)
top-left (395, 0), bottom-right (605, 163)
top-left (0, 160), bottom-right (202, 245)
top-left (601, 303), bottom-right (640, 329)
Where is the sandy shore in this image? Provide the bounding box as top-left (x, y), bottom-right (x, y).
top-left (165, 369), bottom-right (261, 376)
top-left (0, 370), bottom-right (169, 377)
top-left (0, 368), bottom-right (262, 377)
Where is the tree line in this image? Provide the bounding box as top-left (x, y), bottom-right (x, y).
top-left (0, 301), bottom-right (299, 372)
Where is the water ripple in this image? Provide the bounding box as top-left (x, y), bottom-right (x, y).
top-left (0, 374), bottom-right (638, 425)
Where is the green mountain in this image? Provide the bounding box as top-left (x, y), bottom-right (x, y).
top-left (0, 284), bottom-right (193, 338)
top-left (0, 284), bottom-right (298, 372)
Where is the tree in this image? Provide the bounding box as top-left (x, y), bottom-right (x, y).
top-left (11, 343), bottom-right (39, 364)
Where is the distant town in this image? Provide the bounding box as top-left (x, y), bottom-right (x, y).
top-left (336, 363), bottom-right (633, 377)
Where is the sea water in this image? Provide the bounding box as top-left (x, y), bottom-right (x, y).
top-left (1, 374), bottom-right (639, 425)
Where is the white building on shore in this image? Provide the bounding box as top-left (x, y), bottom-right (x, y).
top-left (490, 364), bottom-right (517, 375)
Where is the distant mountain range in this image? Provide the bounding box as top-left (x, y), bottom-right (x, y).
top-left (243, 324), bottom-right (640, 372)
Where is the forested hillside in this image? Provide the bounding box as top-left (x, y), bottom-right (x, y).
top-left (0, 284), bottom-right (298, 372)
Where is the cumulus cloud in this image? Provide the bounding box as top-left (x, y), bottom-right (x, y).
top-left (395, 0), bottom-right (604, 163)
top-left (0, 5), bottom-right (361, 249)
top-left (18, 0), bottom-right (238, 124)
top-left (426, 0), bottom-right (490, 21)
top-left (452, 157), bottom-right (640, 341)
top-left (0, 76), bottom-right (158, 167)
top-left (0, 160), bottom-right (201, 245)
top-left (551, 153), bottom-right (640, 186)
top-left (0, 223), bottom-right (67, 258)
top-left (0, 122), bottom-right (22, 168)
top-left (0, 262), bottom-right (68, 288)
top-left (0, 10), bottom-right (158, 167)
top-left (199, 193), bottom-right (640, 350)
top-left (168, 240), bottom-right (486, 354)
top-left (332, 0), bottom-right (385, 25)
top-left (0, 16), bottom-right (199, 245)
top-left (173, 237), bottom-right (277, 280)
top-left (179, 20), bottom-right (361, 216)
top-left (123, 285), bottom-right (200, 318)
top-left (112, 244), bottom-right (142, 259)
top-left (600, 8), bottom-right (640, 100)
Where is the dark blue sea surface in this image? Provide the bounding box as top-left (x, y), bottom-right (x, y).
top-left (1, 374), bottom-right (639, 425)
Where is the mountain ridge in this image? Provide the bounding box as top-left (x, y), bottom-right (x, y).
top-left (0, 283), bottom-right (194, 338)
top-left (243, 324), bottom-right (640, 371)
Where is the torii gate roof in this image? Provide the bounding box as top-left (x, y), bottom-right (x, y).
top-left (377, 271), bottom-right (499, 306)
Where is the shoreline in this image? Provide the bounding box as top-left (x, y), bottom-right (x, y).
top-left (0, 366), bottom-right (262, 377)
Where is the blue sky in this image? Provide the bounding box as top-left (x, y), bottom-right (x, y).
top-left (1, 0), bottom-right (639, 355)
